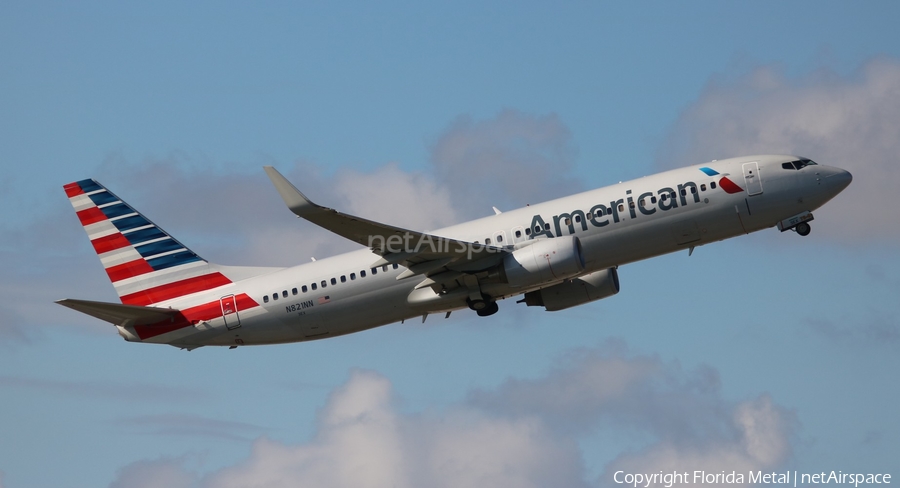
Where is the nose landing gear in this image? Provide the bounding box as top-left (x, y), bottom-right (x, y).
top-left (777, 212), bottom-right (814, 236)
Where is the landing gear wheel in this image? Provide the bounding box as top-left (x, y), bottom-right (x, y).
top-left (476, 301), bottom-right (499, 317)
top-left (467, 298), bottom-right (488, 311)
top-left (795, 222), bottom-right (811, 236)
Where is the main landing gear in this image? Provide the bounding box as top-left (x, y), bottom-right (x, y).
top-left (795, 222), bottom-right (811, 236)
top-left (467, 296), bottom-right (499, 317)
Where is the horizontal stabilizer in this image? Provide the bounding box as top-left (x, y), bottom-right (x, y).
top-left (56, 298), bottom-right (181, 327)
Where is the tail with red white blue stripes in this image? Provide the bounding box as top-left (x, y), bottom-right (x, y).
top-left (63, 179), bottom-right (233, 307)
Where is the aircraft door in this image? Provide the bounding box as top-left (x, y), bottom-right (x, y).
top-left (220, 294), bottom-right (241, 330)
top-left (742, 162), bottom-right (763, 196)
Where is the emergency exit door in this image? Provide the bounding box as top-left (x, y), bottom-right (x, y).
top-left (742, 162), bottom-right (763, 196)
top-left (220, 295), bottom-right (241, 330)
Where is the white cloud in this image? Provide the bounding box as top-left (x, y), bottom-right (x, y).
top-left (332, 162), bottom-right (460, 232)
top-left (431, 109), bottom-right (581, 218)
top-left (469, 342), bottom-right (796, 487)
top-left (599, 395), bottom-right (794, 488)
top-left (658, 57), bottom-right (900, 243)
top-left (203, 369), bottom-right (583, 488)
top-left (111, 343), bottom-right (795, 488)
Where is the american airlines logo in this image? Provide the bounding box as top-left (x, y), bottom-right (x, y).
top-left (530, 168), bottom-right (743, 239)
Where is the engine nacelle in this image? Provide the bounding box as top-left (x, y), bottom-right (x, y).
top-left (521, 268), bottom-right (619, 311)
top-left (503, 236), bottom-right (585, 288)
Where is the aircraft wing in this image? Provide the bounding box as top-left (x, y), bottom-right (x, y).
top-left (264, 166), bottom-right (510, 283)
top-left (57, 298), bottom-right (182, 327)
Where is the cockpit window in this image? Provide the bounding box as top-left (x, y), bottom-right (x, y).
top-left (783, 159), bottom-right (818, 170)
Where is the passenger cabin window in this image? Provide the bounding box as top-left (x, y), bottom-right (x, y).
top-left (371, 268), bottom-right (377, 275)
top-left (331, 278), bottom-right (336, 285)
top-left (711, 182), bottom-right (717, 189)
top-left (393, 264), bottom-right (399, 269)
top-left (382, 265), bottom-right (388, 272)
top-left (341, 275), bottom-right (346, 283)
top-left (272, 293), bottom-right (278, 301)
top-left (311, 283), bottom-right (317, 290)
top-left (525, 228), bottom-right (531, 235)
top-left (651, 196), bottom-right (657, 203)
top-left (350, 273), bottom-right (356, 280)
top-left (263, 295), bottom-right (269, 303)
top-left (302, 285), bottom-right (308, 292)
top-left (485, 238), bottom-right (491, 245)
top-left (361, 270), bottom-right (366, 278)
top-left (515, 230), bottom-right (522, 238)
top-left (618, 204), bottom-right (625, 212)
top-left (701, 184), bottom-right (707, 191)
top-left (497, 235), bottom-right (503, 242)
top-left (321, 280), bottom-right (327, 288)
top-left (282, 290), bottom-right (288, 298)
top-left (292, 288), bottom-right (298, 295)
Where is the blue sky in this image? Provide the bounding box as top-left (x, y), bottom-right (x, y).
top-left (1, 2), bottom-right (899, 487)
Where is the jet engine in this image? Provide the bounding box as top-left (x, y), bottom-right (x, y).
top-left (503, 236), bottom-right (585, 288)
top-left (520, 268), bottom-right (619, 311)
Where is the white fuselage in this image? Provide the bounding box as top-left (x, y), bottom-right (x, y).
top-left (139, 155), bottom-right (851, 347)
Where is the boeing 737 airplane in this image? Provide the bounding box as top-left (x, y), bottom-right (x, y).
top-left (58, 155), bottom-right (851, 350)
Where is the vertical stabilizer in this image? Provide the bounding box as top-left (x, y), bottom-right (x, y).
top-left (63, 179), bottom-right (233, 306)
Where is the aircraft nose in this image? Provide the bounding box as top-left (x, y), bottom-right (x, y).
top-left (825, 168), bottom-right (853, 193)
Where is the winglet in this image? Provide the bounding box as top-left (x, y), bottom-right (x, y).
top-left (263, 166), bottom-right (319, 218)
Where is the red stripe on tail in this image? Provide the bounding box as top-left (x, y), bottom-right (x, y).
top-left (64, 182), bottom-right (85, 198)
top-left (91, 233), bottom-right (132, 254)
top-left (120, 272), bottom-right (233, 306)
top-left (106, 259), bottom-right (155, 282)
top-left (77, 207), bottom-right (107, 226)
